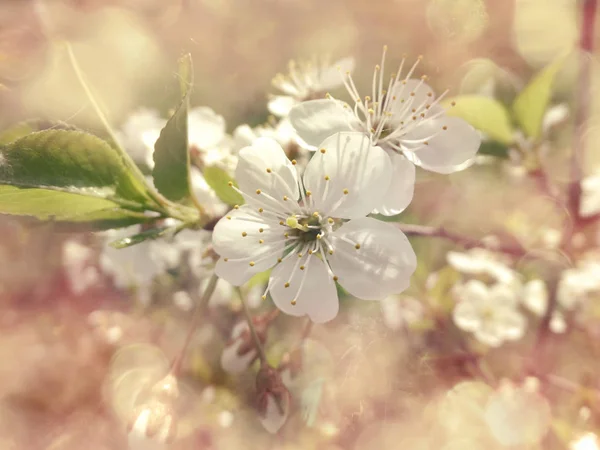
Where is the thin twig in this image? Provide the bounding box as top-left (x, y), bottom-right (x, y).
top-left (171, 274), bottom-right (219, 375)
top-left (236, 287), bottom-right (268, 364)
top-left (397, 223), bottom-right (527, 257)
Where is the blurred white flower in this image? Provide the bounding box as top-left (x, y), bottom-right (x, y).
top-left (117, 108), bottom-right (165, 169)
top-left (571, 433), bottom-right (600, 450)
top-left (127, 374), bottom-right (179, 450)
top-left (269, 56), bottom-right (355, 118)
top-left (380, 295), bottom-right (424, 331)
top-left (484, 378), bottom-right (551, 447)
top-left (289, 47), bottom-right (481, 214)
top-left (100, 226), bottom-right (163, 305)
top-left (447, 248), bottom-right (518, 285)
top-left (557, 261), bottom-right (600, 310)
top-left (188, 107), bottom-right (237, 171)
top-left (453, 280), bottom-right (526, 347)
top-left (522, 279), bottom-right (548, 316)
top-left (189, 166), bottom-right (229, 217)
top-left (580, 174), bottom-right (600, 218)
top-left (212, 133), bottom-right (416, 323)
top-left (62, 239), bottom-right (100, 294)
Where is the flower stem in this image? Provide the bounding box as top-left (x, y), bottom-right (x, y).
top-left (171, 274), bottom-right (219, 375)
top-left (568, 0), bottom-right (598, 233)
top-left (397, 223), bottom-right (526, 256)
top-left (236, 287), bottom-right (268, 365)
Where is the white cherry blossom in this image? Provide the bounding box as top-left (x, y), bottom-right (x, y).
top-left (117, 108), bottom-right (165, 169)
top-left (453, 280), bottom-right (527, 347)
top-left (269, 56), bottom-right (355, 118)
top-left (446, 248), bottom-right (518, 285)
top-left (557, 260), bottom-right (600, 310)
top-left (289, 47), bottom-right (481, 214)
top-left (580, 173), bottom-right (600, 218)
top-left (211, 132), bottom-right (417, 323)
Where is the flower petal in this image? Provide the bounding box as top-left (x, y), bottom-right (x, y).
top-left (402, 115), bottom-right (481, 174)
top-left (269, 253), bottom-right (339, 323)
top-left (221, 339), bottom-right (257, 374)
top-left (188, 107), bottom-right (226, 150)
top-left (212, 206), bottom-right (284, 284)
top-left (236, 138), bottom-right (300, 202)
top-left (389, 79), bottom-right (436, 119)
top-left (495, 307), bottom-right (527, 341)
top-left (453, 301), bottom-right (482, 332)
top-left (268, 95), bottom-right (298, 118)
top-left (289, 99), bottom-right (357, 149)
top-left (372, 152), bottom-right (415, 216)
top-left (303, 132), bottom-right (392, 219)
top-left (317, 57), bottom-right (355, 91)
top-left (327, 217), bottom-right (417, 300)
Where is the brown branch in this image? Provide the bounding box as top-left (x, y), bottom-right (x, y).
top-left (397, 223), bottom-right (527, 257)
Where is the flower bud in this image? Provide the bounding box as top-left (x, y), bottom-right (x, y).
top-left (220, 321), bottom-right (265, 374)
top-left (256, 365), bottom-right (290, 434)
top-left (127, 374), bottom-right (179, 449)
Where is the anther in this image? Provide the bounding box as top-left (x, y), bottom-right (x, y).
top-left (451, 101), bottom-right (456, 107)
top-left (259, 228), bottom-right (264, 233)
top-left (242, 232), bottom-right (247, 237)
top-left (284, 233), bottom-right (289, 238)
top-left (328, 250), bottom-right (334, 255)
top-left (258, 208), bottom-right (264, 213)
top-left (333, 276), bottom-right (339, 281)
top-left (442, 126), bottom-right (448, 130)
top-left (355, 243), bottom-right (361, 250)
top-left (324, 175), bottom-right (330, 181)
top-left (291, 299), bottom-right (297, 306)
top-left (226, 216), bottom-right (232, 220)
top-left (249, 261), bottom-right (255, 267)
top-left (306, 190), bottom-right (312, 196)
top-left (317, 234), bottom-right (322, 240)
top-left (277, 258), bottom-right (282, 263)
top-left (256, 189), bottom-right (261, 194)
top-left (259, 239), bottom-right (264, 244)
top-left (266, 168), bottom-right (272, 173)
top-left (320, 148), bottom-right (327, 154)
top-left (285, 282), bottom-right (290, 288)
top-left (234, 205), bottom-right (239, 209)
top-left (279, 221), bottom-right (284, 225)
top-left (410, 92), bottom-right (415, 96)
top-left (291, 159), bottom-right (297, 165)
top-left (283, 195), bottom-right (288, 201)
top-left (261, 295), bottom-right (267, 300)
top-left (298, 253), bottom-right (303, 258)
top-left (224, 258), bottom-right (229, 262)
top-left (328, 218), bottom-right (334, 224)
top-left (308, 249), bottom-right (314, 255)
top-left (228, 181), bottom-right (233, 187)
top-left (312, 212), bottom-right (319, 218)
top-left (300, 265), bottom-right (305, 270)
top-left (343, 189), bottom-right (349, 195)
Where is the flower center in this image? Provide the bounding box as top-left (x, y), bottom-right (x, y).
top-left (286, 214), bottom-right (326, 243)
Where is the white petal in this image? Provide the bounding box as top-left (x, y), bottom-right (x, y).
top-left (221, 339), bottom-right (257, 374)
top-left (474, 327), bottom-right (504, 347)
top-left (453, 301), bottom-right (482, 332)
top-left (188, 107), bottom-right (226, 150)
top-left (302, 132), bottom-right (392, 219)
top-left (489, 283), bottom-right (519, 307)
top-left (316, 57), bottom-right (355, 91)
top-left (327, 218), bottom-right (417, 300)
top-left (542, 103), bottom-right (569, 133)
top-left (402, 115), bottom-right (481, 174)
top-left (460, 279), bottom-right (489, 303)
top-left (288, 99), bottom-right (357, 149)
top-left (269, 254), bottom-right (339, 323)
top-left (494, 307), bottom-right (527, 341)
top-left (390, 79), bottom-right (436, 119)
top-left (522, 279), bottom-right (548, 316)
top-left (372, 152), bottom-right (415, 216)
top-left (268, 95), bottom-right (297, 118)
top-left (236, 138), bottom-right (300, 201)
top-left (215, 258), bottom-right (260, 287)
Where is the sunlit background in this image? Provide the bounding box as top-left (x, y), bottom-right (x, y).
top-left (0, 0), bottom-right (599, 449)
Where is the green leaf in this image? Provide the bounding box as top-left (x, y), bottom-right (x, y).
top-left (444, 95), bottom-right (515, 145)
top-left (152, 54), bottom-right (194, 203)
top-left (0, 185), bottom-right (151, 230)
top-left (0, 129), bottom-right (157, 208)
top-left (203, 165), bottom-right (244, 206)
top-left (0, 120), bottom-right (78, 145)
top-left (512, 56), bottom-right (565, 139)
top-left (110, 225), bottom-right (176, 249)
top-left (478, 140), bottom-right (509, 159)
